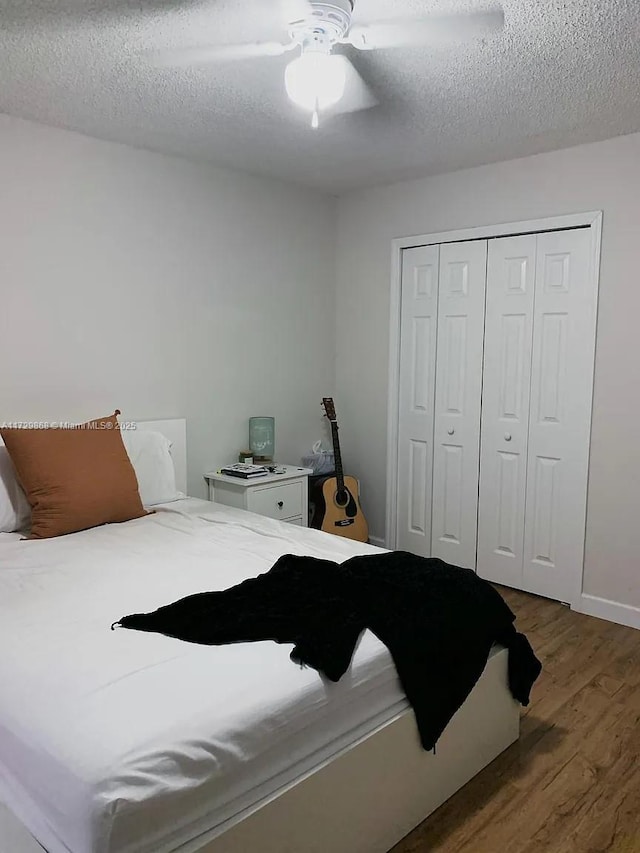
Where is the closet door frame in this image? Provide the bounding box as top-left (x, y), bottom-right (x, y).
top-left (387, 211), bottom-right (602, 607)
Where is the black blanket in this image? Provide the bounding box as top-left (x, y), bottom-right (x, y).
top-left (113, 551), bottom-right (541, 750)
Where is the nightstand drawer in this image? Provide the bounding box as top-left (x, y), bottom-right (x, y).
top-left (204, 465), bottom-right (311, 527)
top-left (247, 482), bottom-right (303, 521)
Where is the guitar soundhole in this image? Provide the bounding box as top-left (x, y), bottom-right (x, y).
top-left (335, 490), bottom-right (349, 508)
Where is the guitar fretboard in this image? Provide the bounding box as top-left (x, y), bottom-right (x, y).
top-left (329, 419), bottom-right (346, 495)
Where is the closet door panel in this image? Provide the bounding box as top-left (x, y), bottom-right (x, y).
top-left (432, 240), bottom-right (487, 569)
top-left (397, 245), bottom-right (439, 556)
top-left (523, 228), bottom-right (596, 603)
top-left (477, 235), bottom-right (536, 587)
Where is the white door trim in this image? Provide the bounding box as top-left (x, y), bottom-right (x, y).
top-left (386, 212), bottom-right (603, 585)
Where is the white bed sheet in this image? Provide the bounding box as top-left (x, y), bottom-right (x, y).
top-left (0, 499), bottom-right (407, 853)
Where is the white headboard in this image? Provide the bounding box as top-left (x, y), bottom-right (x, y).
top-left (135, 419), bottom-right (187, 495)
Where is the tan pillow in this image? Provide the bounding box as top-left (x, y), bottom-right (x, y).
top-left (0, 411), bottom-right (148, 539)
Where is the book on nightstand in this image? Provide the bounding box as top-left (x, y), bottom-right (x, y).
top-left (219, 463), bottom-right (269, 479)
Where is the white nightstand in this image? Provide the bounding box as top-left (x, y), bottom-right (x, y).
top-left (204, 466), bottom-right (313, 527)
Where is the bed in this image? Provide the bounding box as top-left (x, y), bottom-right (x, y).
top-left (0, 419), bottom-right (520, 853)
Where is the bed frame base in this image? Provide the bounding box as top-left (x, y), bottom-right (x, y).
top-left (199, 647), bottom-right (518, 853)
top-left (0, 648), bottom-right (518, 853)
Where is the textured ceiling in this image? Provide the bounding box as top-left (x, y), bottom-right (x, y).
top-left (1, 0), bottom-right (639, 193)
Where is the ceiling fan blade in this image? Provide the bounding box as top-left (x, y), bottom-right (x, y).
top-left (152, 41), bottom-right (291, 67)
top-left (331, 56), bottom-right (378, 116)
top-left (280, 0), bottom-right (313, 26)
top-left (347, 8), bottom-right (504, 51)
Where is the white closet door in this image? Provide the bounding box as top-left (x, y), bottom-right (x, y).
top-left (431, 240), bottom-right (487, 569)
top-left (477, 235), bottom-right (536, 587)
top-left (396, 245), bottom-right (440, 556)
top-left (523, 228), bottom-right (596, 604)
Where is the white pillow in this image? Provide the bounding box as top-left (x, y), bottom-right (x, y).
top-left (121, 429), bottom-right (181, 507)
top-left (0, 446), bottom-right (31, 533)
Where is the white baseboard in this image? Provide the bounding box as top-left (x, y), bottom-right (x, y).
top-left (368, 535), bottom-right (386, 549)
top-left (577, 594), bottom-right (640, 631)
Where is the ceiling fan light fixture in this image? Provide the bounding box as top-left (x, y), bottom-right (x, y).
top-left (284, 50), bottom-right (347, 114)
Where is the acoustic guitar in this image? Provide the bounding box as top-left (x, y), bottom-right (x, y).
top-left (311, 398), bottom-right (369, 543)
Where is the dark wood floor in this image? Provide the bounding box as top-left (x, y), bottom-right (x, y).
top-left (392, 587), bottom-right (640, 853)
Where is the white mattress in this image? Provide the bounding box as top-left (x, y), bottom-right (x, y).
top-left (0, 499), bottom-right (407, 853)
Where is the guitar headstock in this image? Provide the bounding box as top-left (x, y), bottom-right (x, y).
top-left (322, 397), bottom-right (337, 423)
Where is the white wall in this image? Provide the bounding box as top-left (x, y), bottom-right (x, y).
top-left (336, 131), bottom-right (640, 614)
top-left (2, 111), bottom-right (637, 619)
top-left (0, 114), bottom-right (336, 496)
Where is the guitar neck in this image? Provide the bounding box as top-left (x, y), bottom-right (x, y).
top-left (330, 421), bottom-right (346, 492)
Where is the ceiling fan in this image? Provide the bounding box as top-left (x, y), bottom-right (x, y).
top-left (156, 1), bottom-right (505, 128)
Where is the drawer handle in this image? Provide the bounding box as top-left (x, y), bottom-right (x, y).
top-left (277, 501), bottom-right (284, 509)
